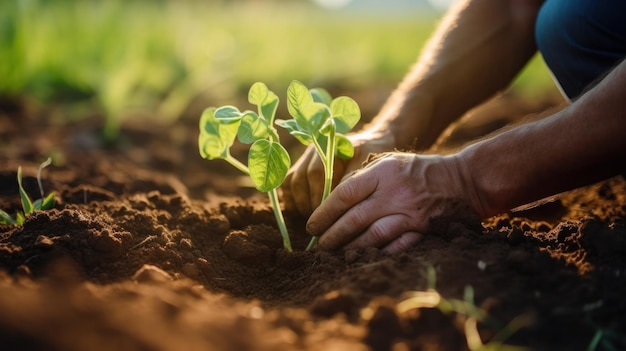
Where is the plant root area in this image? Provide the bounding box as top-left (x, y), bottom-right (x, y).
top-left (1, 94), bottom-right (625, 351)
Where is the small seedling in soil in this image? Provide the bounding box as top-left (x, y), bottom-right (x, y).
top-left (397, 267), bottom-right (532, 351)
top-left (0, 157), bottom-right (55, 225)
top-left (198, 81), bottom-right (360, 251)
top-left (276, 80), bottom-right (361, 249)
top-left (199, 82), bottom-right (293, 251)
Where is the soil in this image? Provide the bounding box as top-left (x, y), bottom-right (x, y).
top-left (0, 91), bottom-right (624, 351)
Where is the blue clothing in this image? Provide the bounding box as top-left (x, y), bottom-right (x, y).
top-left (535, 0), bottom-right (626, 99)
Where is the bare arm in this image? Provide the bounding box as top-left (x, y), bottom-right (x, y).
top-left (306, 59), bottom-right (626, 253)
top-left (460, 59), bottom-right (626, 217)
top-left (368, 0), bottom-right (543, 150)
top-left (284, 0), bottom-right (544, 215)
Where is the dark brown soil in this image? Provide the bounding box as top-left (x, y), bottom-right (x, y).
top-left (0, 92), bottom-right (624, 351)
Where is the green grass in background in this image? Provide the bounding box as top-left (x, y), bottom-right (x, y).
top-left (0, 0), bottom-right (556, 138)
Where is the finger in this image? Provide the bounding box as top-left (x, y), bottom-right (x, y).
top-left (314, 195), bottom-right (401, 251)
top-left (382, 232), bottom-right (423, 254)
top-left (307, 169), bottom-right (379, 238)
top-left (289, 153), bottom-right (313, 215)
top-left (343, 214), bottom-right (415, 250)
top-left (307, 158), bottom-right (325, 213)
top-left (290, 162), bottom-right (312, 215)
top-left (282, 171), bottom-right (296, 211)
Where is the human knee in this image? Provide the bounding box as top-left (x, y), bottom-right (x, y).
top-left (535, 0), bottom-right (626, 98)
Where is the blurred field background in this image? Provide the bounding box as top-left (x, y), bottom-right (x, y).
top-left (0, 0), bottom-right (557, 139)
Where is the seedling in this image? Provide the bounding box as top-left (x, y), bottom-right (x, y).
top-left (0, 157), bottom-right (55, 225)
top-left (397, 267), bottom-right (532, 351)
top-left (199, 81), bottom-right (360, 251)
top-left (199, 82), bottom-right (293, 251)
top-left (276, 80), bottom-right (361, 249)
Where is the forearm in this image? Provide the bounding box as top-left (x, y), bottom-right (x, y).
top-left (459, 59), bottom-right (626, 217)
top-left (368, 0), bottom-right (543, 150)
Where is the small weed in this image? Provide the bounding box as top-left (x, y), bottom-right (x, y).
top-left (396, 266), bottom-right (532, 351)
top-left (586, 325), bottom-right (621, 351)
top-left (0, 158), bottom-right (55, 225)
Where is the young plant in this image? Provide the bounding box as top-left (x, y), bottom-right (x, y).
top-left (0, 157), bottom-right (55, 225)
top-left (198, 82), bottom-right (293, 251)
top-left (198, 81), bottom-right (360, 252)
top-left (276, 80), bottom-right (361, 250)
top-left (396, 267), bottom-right (532, 351)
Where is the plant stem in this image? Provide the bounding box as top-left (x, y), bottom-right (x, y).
top-left (226, 153), bottom-right (292, 252)
top-left (306, 124), bottom-right (337, 251)
top-left (225, 154), bottom-right (250, 175)
top-left (269, 188), bottom-right (293, 252)
top-left (322, 123), bottom-right (337, 203)
top-left (37, 157), bottom-right (52, 198)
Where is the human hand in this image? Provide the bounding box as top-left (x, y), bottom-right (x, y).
top-left (282, 130), bottom-right (395, 216)
top-left (306, 152), bottom-right (484, 253)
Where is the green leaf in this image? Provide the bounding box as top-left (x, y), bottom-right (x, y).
top-left (314, 133), bottom-right (329, 152)
top-left (301, 102), bottom-right (330, 133)
top-left (313, 133), bottom-right (354, 159)
top-left (289, 131), bottom-right (313, 145)
top-left (287, 81), bottom-right (332, 133)
top-left (33, 193), bottom-right (55, 211)
top-left (287, 80), bottom-right (314, 128)
top-left (248, 82), bottom-right (269, 106)
top-left (275, 119), bottom-right (312, 145)
top-left (17, 166), bottom-right (33, 216)
top-left (199, 107), bottom-right (240, 160)
top-left (275, 119), bottom-right (299, 133)
top-left (0, 210), bottom-right (16, 225)
top-left (16, 212), bottom-right (25, 225)
top-left (319, 116), bottom-right (335, 135)
top-left (330, 96), bottom-right (360, 134)
top-left (335, 134), bottom-right (355, 159)
top-left (238, 111), bottom-right (270, 144)
top-left (310, 88), bottom-right (333, 106)
top-left (249, 82), bottom-right (279, 124)
top-left (248, 139), bottom-right (290, 192)
top-left (215, 105), bottom-right (243, 123)
top-left (260, 90), bottom-right (279, 124)
top-left (40, 192), bottom-right (55, 210)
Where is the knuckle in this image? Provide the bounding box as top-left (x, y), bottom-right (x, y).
top-left (367, 221), bottom-right (389, 243)
top-left (394, 236), bottom-right (413, 251)
top-left (336, 180), bottom-right (360, 204)
top-left (291, 166), bottom-right (310, 189)
top-left (290, 181), bottom-right (311, 215)
top-left (306, 162), bottom-right (324, 179)
top-left (345, 208), bottom-right (369, 229)
top-left (392, 233), bottom-right (421, 252)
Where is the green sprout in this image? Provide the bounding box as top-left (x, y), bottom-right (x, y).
top-left (276, 80), bottom-right (360, 250)
top-left (397, 267), bottom-right (533, 351)
top-left (0, 157), bottom-right (55, 225)
top-left (199, 82), bottom-right (292, 251)
top-left (198, 81), bottom-right (360, 252)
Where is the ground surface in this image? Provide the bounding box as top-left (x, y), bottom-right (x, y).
top-left (0, 92), bottom-right (624, 351)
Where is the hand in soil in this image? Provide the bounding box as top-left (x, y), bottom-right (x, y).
top-left (283, 129), bottom-right (395, 216)
top-left (306, 152), bottom-right (481, 253)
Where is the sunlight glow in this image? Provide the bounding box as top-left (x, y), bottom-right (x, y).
top-left (311, 0), bottom-right (353, 10)
top-left (428, 0), bottom-right (455, 11)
